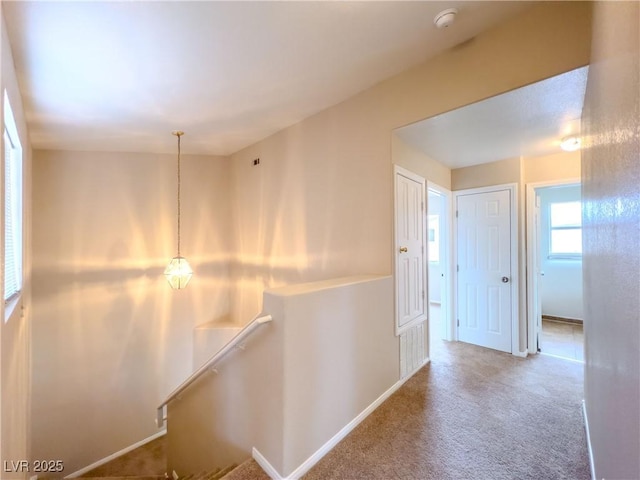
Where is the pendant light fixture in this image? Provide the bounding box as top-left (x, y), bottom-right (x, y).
top-left (164, 131), bottom-right (193, 289)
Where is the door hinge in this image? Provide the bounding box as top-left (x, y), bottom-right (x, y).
top-left (457, 264), bottom-right (459, 272)
top-left (455, 210), bottom-right (459, 218)
top-left (422, 290), bottom-right (425, 299)
top-left (457, 319), bottom-right (460, 327)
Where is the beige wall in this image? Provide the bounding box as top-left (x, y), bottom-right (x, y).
top-left (229, 2), bottom-right (592, 324)
top-left (168, 304), bottom-right (284, 477)
top-left (582, 1), bottom-right (639, 478)
top-left (524, 150), bottom-right (580, 184)
top-left (451, 157), bottom-right (521, 191)
top-left (24, 1), bottom-right (594, 473)
top-left (278, 276), bottom-right (395, 477)
top-left (31, 150), bottom-right (231, 474)
top-left (1, 7), bottom-right (32, 476)
top-left (391, 135), bottom-right (451, 189)
top-left (168, 276), bottom-right (395, 479)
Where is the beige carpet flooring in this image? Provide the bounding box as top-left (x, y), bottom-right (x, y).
top-left (79, 340), bottom-right (590, 480)
top-left (228, 340), bottom-right (590, 480)
top-left (303, 340), bottom-right (589, 479)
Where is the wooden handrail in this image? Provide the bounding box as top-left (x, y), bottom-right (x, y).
top-left (156, 313), bottom-right (273, 428)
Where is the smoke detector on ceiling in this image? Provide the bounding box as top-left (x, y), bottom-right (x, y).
top-left (434, 8), bottom-right (458, 29)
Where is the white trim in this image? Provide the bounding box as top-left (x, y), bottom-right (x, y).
top-left (582, 399), bottom-right (596, 480)
top-left (252, 447), bottom-right (283, 480)
top-left (453, 183), bottom-right (519, 354)
top-left (64, 429), bottom-right (166, 478)
top-left (427, 182), bottom-right (454, 343)
top-left (393, 165), bottom-right (428, 336)
top-left (254, 363), bottom-right (427, 480)
top-left (525, 178), bottom-right (580, 354)
top-left (539, 352), bottom-right (584, 364)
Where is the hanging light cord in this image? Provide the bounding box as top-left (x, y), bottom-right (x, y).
top-left (174, 131), bottom-right (184, 257)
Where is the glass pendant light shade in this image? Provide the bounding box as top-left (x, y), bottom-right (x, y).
top-left (164, 256), bottom-right (193, 289)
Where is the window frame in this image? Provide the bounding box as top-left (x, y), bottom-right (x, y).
top-left (3, 89), bottom-right (23, 316)
top-left (548, 201), bottom-right (582, 260)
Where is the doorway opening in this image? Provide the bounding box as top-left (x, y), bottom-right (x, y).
top-left (426, 183), bottom-right (452, 358)
top-left (527, 181), bottom-right (584, 362)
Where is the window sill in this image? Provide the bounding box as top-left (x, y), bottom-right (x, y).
top-left (547, 255), bottom-right (582, 261)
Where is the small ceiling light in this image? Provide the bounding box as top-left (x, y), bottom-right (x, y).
top-left (164, 131), bottom-right (193, 289)
top-left (560, 135), bottom-right (581, 152)
top-left (434, 8), bottom-right (458, 29)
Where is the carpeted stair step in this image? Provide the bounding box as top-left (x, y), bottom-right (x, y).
top-left (176, 463), bottom-right (235, 480)
top-left (219, 459), bottom-right (269, 480)
top-left (181, 473), bottom-right (205, 480)
top-left (181, 472), bottom-right (204, 480)
top-left (208, 464), bottom-right (237, 480)
top-left (77, 477), bottom-right (166, 480)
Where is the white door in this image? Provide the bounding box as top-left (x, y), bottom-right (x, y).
top-left (456, 189), bottom-right (512, 353)
top-left (395, 166), bottom-right (427, 334)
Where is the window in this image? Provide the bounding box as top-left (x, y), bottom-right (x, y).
top-left (428, 214), bottom-right (440, 262)
top-left (4, 90), bottom-right (22, 304)
top-left (549, 201), bottom-right (581, 257)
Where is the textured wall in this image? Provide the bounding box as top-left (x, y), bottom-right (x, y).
top-left (582, 1), bottom-right (640, 478)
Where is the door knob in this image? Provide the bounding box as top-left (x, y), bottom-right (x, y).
top-left (501, 276), bottom-right (509, 283)
top-left (399, 247), bottom-right (408, 253)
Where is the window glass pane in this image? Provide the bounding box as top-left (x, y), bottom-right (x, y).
top-left (4, 90), bottom-right (22, 305)
top-left (550, 201), bottom-right (581, 228)
top-left (551, 229), bottom-right (582, 255)
top-left (428, 215), bottom-right (439, 262)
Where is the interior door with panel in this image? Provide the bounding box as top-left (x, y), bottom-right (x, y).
top-left (456, 188), bottom-right (513, 353)
top-left (394, 166), bottom-right (427, 335)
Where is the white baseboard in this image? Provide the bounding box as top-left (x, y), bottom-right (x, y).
top-left (254, 363), bottom-right (427, 480)
top-left (252, 447), bottom-right (283, 480)
top-left (64, 429), bottom-right (166, 478)
top-left (512, 349), bottom-right (528, 358)
top-left (582, 399), bottom-right (596, 480)
top-left (539, 352), bottom-right (584, 364)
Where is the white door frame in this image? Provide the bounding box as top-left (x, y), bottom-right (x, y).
top-left (393, 165), bottom-right (428, 336)
top-left (427, 182), bottom-right (454, 342)
top-left (525, 178), bottom-right (580, 354)
top-left (453, 183), bottom-right (519, 354)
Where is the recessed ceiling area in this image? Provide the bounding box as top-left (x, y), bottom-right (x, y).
top-left (395, 66), bottom-right (588, 169)
top-left (3, 1), bottom-right (535, 155)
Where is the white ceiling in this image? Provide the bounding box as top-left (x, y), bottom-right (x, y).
top-left (395, 66), bottom-right (588, 169)
top-left (3, 1), bottom-right (534, 156)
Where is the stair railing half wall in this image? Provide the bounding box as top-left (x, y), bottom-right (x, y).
top-left (156, 313), bottom-right (273, 428)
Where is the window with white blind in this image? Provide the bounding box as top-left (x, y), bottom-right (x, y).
top-left (549, 201), bottom-right (582, 258)
top-left (4, 90), bottom-right (22, 306)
